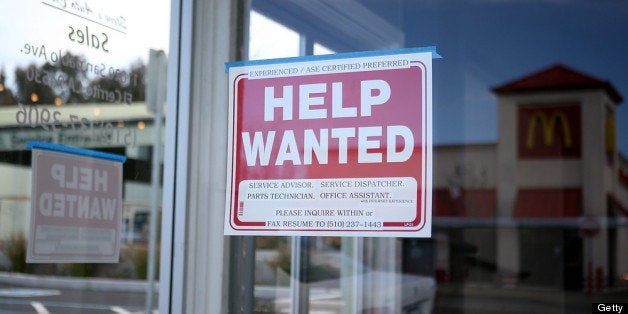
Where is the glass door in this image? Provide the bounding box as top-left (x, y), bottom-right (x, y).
top-left (0, 1), bottom-right (171, 313)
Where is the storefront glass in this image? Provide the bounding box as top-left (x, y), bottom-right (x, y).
top-left (1, 0), bottom-right (627, 313)
top-left (0, 1), bottom-right (170, 313)
top-left (242, 1), bottom-right (628, 313)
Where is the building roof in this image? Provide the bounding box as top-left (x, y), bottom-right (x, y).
top-left (492, 64), bottom-right (623, 104)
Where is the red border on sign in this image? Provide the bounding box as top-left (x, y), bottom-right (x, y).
top-left (227, 61), bottom-right (430, 233)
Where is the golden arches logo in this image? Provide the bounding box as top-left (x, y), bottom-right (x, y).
top-left (525, 110), bottom-right (572, 149)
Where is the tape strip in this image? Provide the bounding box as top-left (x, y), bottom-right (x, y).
top-left (26, 141), bottom-right (127, 163)
top-left (225, 46), bottom-right (441, 73)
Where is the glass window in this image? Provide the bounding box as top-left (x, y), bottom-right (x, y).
top-left (249, 11), bottom-right (300, 60)
top-left (0, 1), bottom-right (170, 313)
top-left (3, 1), bottom-right (627, 313)
top-left (241, 1), bottom-right (628, 313)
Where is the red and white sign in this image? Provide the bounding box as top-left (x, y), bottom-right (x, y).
top-left (27, 146), bottom-right (123, 263)
top-left (225, 48), bottom-right (436, 237)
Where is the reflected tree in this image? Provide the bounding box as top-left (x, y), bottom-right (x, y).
top-left (41, 52), bottom-right (89, 103)
top-left (128, 61), bottom-right (146, 102)
top-left (0, 68), bottom-right (17, 106)
top-left (85, 60), bottom-right (146, 103)
top-left (14, 64), bottom-right (58, 104)
top-left (11, 53), bottom-right (147, 105)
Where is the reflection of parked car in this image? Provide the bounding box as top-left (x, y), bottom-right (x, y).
top-left (255, 247), bottom-right (436, 314)
top-left (264, 271), bottom-right (435, 313)
top-left (355, 271), bottom-right (435, 314)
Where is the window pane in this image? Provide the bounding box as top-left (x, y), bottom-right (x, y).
top-left (313, 43), bottom-right (334, 56)
top-left (249, 11), bottom-right (300, 60)
top-left (246, 1), bottom-right (628, 313)
top-left (0, 1), bottom-right (170, 313)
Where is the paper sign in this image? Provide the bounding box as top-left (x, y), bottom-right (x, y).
top-left (26, 141), bottom-right (125, 263)
top-left (224, 47), bottom-right (438, 237)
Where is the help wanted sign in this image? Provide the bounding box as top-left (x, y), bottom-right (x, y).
top-left (225, 47), bottom-right (438, 237)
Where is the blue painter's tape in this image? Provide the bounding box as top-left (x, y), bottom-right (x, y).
top-left (26, 141), bottom-right (127, 163)
top-left (225, 46), bottom-right (441, 73)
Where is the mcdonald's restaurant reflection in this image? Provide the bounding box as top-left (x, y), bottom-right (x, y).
top-left (399, 64), bottom-right (628, 311)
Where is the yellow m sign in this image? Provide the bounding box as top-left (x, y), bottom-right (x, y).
top-left (518, 105), bottom-right (581, 158)
top-left (525, 110), bottom-right (573, 149)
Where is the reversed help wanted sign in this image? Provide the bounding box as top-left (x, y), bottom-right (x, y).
top-left (224, 47), bottom-right (439, 237)
top-left (27, 141), bottom-right (125, 263)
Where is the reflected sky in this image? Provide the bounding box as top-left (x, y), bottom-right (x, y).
top-left (401, 1), bottom-right (628, 153)
top-left (0, 0), bottom-right (169, 84)
top-left (252, 0), bottom-right (628, 154)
